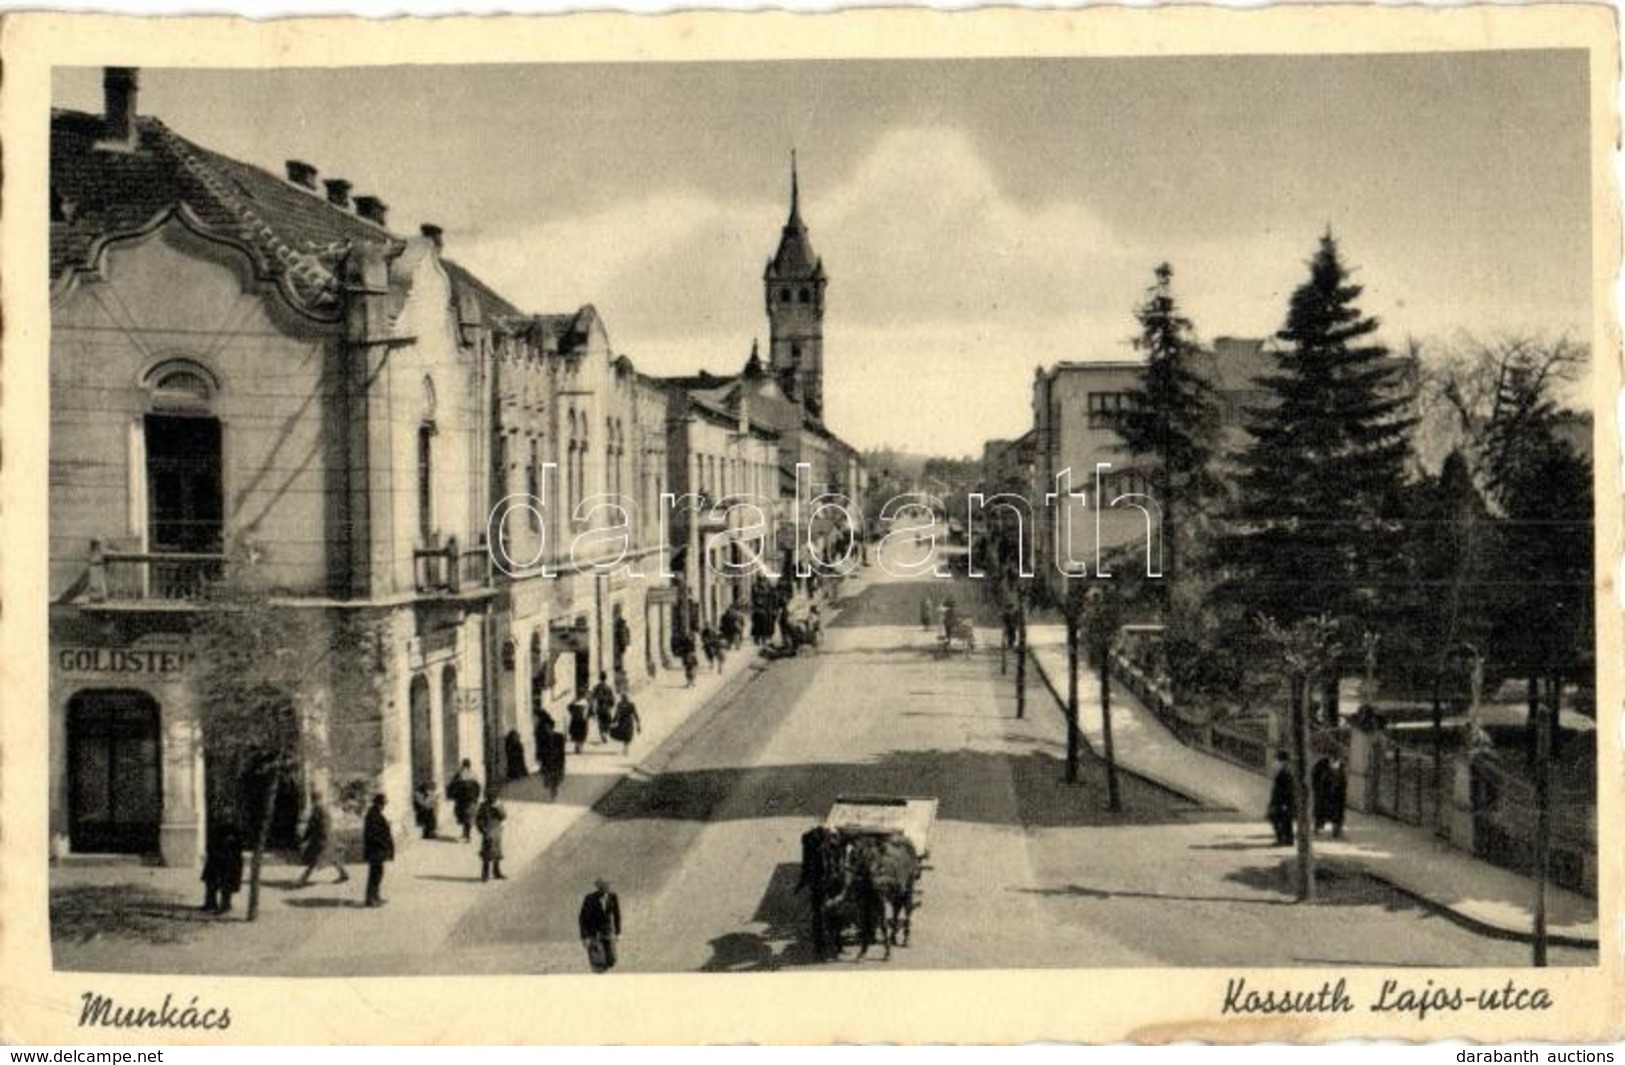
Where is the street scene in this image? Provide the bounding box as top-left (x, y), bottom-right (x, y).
top-left (45, 53), bottom-right (1598, 978)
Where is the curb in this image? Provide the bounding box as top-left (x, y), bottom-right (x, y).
top-left (1315, 856), bottom-right (1601, 950)
top-left (1025, 649), bottom-right (1224, 809)
top-left (1027, 648), bottom-right (1601, 950)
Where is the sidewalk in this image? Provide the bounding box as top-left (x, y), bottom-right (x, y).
top-left (1023, 625), bottom-right (1599, 949)
top-left (50, 599), bottom-right (831, 974)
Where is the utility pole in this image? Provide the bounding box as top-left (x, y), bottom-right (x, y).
top-left (1532, 673), bottom-right (1554, 967)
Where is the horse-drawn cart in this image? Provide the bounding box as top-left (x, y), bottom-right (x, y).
top-left (825, 795), bottom-right (938, 858)
top-left (799, 795), bottom-right (938, 960)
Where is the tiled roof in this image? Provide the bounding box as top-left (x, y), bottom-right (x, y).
top-left (52, 108), bottom-right (530, 330)
top-left (51, 109), bottom-right (399, 316)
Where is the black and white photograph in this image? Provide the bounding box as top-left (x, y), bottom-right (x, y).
top-left (3, 6), bottom-right (1619, 1045)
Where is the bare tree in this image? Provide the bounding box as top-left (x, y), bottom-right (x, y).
top-left (1256, 613), bottom-right (1342, 902)
top-left (190, 560), bottom-right (363, 920)
top-left (1412, 332), bottom-right (1587, 476)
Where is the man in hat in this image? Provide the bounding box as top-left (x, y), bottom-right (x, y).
top-left (362, 793), bottom-right (394, 907)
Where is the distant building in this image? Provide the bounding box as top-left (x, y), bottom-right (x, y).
top-left (1028, 337), bottom-right (1281, 597)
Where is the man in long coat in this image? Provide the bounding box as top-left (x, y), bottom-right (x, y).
top-left (296, 791), bottom-right (349, 887)
top-left (578, 878), bottom-right (623, 973)
top-left (1267, 750), bottom-right (1296, 846)
top-left (1311, 753), bottom-right (1349, 839)
top-left (362, 793), bottom-right (394, 907)
top-left (590, 673), bottom-right (617, 743)
top-left (201, 820), bottom-right (244, 914)
top-left (540, 727), bottom-right (568, 800)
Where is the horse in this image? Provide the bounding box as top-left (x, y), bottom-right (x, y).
top-left (796, 826), bottom-right (852, 960)
top-left (848, 833), bottom-right (921, 960)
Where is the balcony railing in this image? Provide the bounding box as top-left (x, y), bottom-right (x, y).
top-left (92, 550), bottom-right (226, 602)
top-left (414, 536), bottom-right (492, 595)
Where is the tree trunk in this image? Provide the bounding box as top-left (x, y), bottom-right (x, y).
top-left (1292, 674), bottom-right (1316, 902)
top-left (1101, 639), bottom-right (1121, 813)
top-left (1525, 675), bottom-right (1540, 770)
top-left (247, 770), bottom-right (280, 923)
top-left (1065, 617), bottom-right (1080, 784)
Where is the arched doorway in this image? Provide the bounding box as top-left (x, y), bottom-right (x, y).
top-left (409, 675), bottom-right (433, 787)
top-left (67, 690), bottom-right (161, 854)
top-left (440, 665), bottom-right (459, 778)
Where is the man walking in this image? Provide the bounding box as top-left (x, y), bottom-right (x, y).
top-left (447, 760), bottom-right (482, 842)
top-left (591, 673), bottom-right (617, 744)
top-left (362, 793), bottom-right (394, 907)
top-left (296, 790), bottom-right (349, 887)
top-left (578, 878), bottom-right (622, 973)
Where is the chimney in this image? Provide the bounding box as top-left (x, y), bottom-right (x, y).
top-left (420, 223), bottom-right (444, 250)
top-left (285, 160), bottom-right (318, 190)
top-left (100, 67), bottom-right (139, 149)
top-left (323, 178), bottom-right (351, 208)
top-left (354, 196), bottom-right (388, 227)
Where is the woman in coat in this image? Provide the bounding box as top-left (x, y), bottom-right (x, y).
top-left (566, 698), bottom-right (591, 754)
top-left (540, 727), bottom-right (568, 800)
top-left (504, 729), bottom-right (528, 781)
top-left (611, 695), bottom-right (642, 755)
top-left (475, 794), bottom-right (507, 881)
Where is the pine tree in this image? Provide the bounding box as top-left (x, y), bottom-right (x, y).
top-left (1116, 262), bottom-right (1223, 584)
top-left (1217, 234), bottom-right (1416, 702)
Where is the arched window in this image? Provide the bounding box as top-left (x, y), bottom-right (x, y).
top-left (143, 358), bottom-right (219, 413)
top-left (780, 287), bottom-right (792, 303)
top-left (139, 359), bottom-right (224, 582)
top-left (798, 288), bottom-right (810, 303)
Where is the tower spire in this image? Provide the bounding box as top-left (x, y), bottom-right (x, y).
top-left (789, 149), bottom-right (800, 224)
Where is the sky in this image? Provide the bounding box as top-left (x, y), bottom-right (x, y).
top-left (55, 53), bottom-right (1594, 455)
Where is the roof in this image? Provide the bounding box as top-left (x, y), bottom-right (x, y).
top-left (442, 258), bottom-right (524, 321)
top-left (763, 160), bottom-right (824, 282)
top-left (52, 109), bottom-right (395, 316)
top-left (53, 107), bottom-right (530, 330)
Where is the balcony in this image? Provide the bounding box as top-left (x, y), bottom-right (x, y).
top-left (414, 535), bottom-right (493, 596)
top-left (89, 550), bottom-right (226, 603)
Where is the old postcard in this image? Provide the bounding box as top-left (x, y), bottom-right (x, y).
top-left (0, 5), bottom-right (1619, 1045)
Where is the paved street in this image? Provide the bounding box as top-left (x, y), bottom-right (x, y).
top-left (53, 561), bottom-right (1595, 974)
top-left (422, 571), bottom-right (1596, 973)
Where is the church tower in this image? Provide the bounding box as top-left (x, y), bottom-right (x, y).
top-left (763, 152), bottom-right (827, 419)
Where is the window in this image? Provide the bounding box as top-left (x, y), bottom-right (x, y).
top-left (790, 344), bottom-right (802, 363)
top-left (1087, 391), bottom-right (1135, 431)
top-left (146, 414), bottom-right (223, 555)
top-left (417, 424), bottom-right (435, 542)
top-left (798, 288), bottom-right (810, 303)
top-left (527, 439), bottom-right (541, 532)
